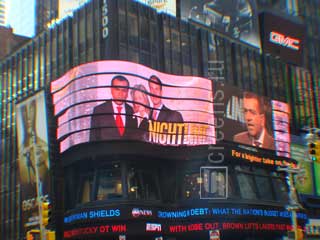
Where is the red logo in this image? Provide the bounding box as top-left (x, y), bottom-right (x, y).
top-left (269, 31), bottom-right (300, 51)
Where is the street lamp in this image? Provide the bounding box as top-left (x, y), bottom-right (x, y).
top-left (277, 166), bottom-right (304, 240)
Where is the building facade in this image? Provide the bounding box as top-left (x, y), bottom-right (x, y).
top-left (0, 0), bottom-right (319, 239)
top-left (0, 26), bottom-right (29, 60)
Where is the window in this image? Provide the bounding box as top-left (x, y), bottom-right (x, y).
top-left (271, 172), bottom-right (289, 202)
top-left (254, 169), bottom-right (274, 201)
top-left (183, 172), bottom-right (201, 199)
top-left (127, 166), bottom-right (159, 200)
top-left (96, 164), bottom-right (122, 200)
top-left (237, 172), bottom-right (258, 200)
top-left (128, 14), bottom-right (138, 48)
top-left (78, 173), bottom-right (94, 204)
top-left (234, 165), bottom-right (289, 203)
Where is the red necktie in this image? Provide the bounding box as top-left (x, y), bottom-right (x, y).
top-left (116, 106), bottom-right (124, 136)
top-left (152, 110), bottom-right (157, 120)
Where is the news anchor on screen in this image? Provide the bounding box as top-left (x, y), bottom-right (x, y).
top-left (148, 75), bottom-right (183, 123)
top-left (233, 92), bottom-right (275, 150)
top-left (130, 84), bottom-right (150, 141)
top-left (90, 75), bottom-right (137, 141)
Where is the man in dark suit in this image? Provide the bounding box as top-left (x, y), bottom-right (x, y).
top-left (90, 75), bottom-right (137, 141)
top-left (148, 75), bottom-right (183, 123)
top-left (233, 92), bottom-right (275, 150)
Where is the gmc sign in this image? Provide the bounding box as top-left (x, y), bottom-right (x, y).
top-left (259, 12), bottom-right (305, 66)
top-left (269, 31), bottom-right (300, 51)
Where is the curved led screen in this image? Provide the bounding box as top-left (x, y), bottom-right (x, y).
top-left (51, 61), bottom-right (215, 153)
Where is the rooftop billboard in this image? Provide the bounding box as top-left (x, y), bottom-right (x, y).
top-left (180, 0), bottom-right (261, 48)
top-left (134, 0), bottom-right (176, 16)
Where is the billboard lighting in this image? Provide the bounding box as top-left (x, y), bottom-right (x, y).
top-left (130, 186), bottom-right (138, 192)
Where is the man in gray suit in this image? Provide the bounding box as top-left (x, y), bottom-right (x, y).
top-left (233, 92), bottom-right (275, 150)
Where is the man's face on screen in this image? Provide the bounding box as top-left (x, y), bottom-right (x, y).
top-left (149, 81), bottom-right (162, 107)
top-left (111, 79), bottom-right (129, 105)
top-left (243, 97), bottom-right (264, 139)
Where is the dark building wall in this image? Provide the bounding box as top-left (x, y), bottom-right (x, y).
top-left (35, 0), bottom-right (58, 35)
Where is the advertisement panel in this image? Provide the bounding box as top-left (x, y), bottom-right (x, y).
top-left (291, 144), bottom-right (314, 195)
top-left (58, 0), bottom-right (91, 20)
top-left (16, 91), bottom-right (50, 231)
top-left (314, 162), bottom-right (320, 196)
top-left (180, 0), bottom-right (261, 48)
top-left (51, 60), bottom-right (215, 153)
top-left (216, 84), bottom-right (290, 156)
top-left (63, 204), bottom-right (307, 238)
top-left (259, 12), bottom-right (305, 66)
top-left (134, 0), bottom-right (176, 16)
top-left (291, 67), bottom-right (317, 129)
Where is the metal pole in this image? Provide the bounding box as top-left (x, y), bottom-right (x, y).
top-left (292, 210), bottom-right (298, 239)
top-left (288, 172), bottom-right (298, 240)
top-left (277, 166), bottom-right (303, 240)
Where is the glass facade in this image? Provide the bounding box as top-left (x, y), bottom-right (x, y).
top-left (0, 0), bottom-right (319, 239)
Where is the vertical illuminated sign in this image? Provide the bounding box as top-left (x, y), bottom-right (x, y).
top-left (100, 0), bottom-right (117, 59)
top-left (314, 163), bottom-right (320, 196)
top-left (101, 0), bottom-right (108, 39)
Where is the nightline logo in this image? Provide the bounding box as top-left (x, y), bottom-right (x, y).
top-left (269, 31), bottom-right (300, 51)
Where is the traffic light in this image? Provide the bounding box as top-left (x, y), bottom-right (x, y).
top-left (42, 201), bottom-right (51, 227)
top-left (316, 141), bottom-right (320, 163)
top-left (26, 229), bottom-right (40, 240)
top-left (46, 230), bottom-right (56, 240)
top-left (297, 228), bottom-right (304, 240)
top-left (309, 141), bottom-right (320, 162)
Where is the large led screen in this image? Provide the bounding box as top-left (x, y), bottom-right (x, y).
top-left (291, 67), bottom-right (318, 128)
top-left (16, 91), bottom-right (51, 231)
top-left (180, 0), bottom-right (261, 48)
top-left (216, 84), bottom-right (290, 156)
top-left (51, 61), bottom-right (215, 153)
